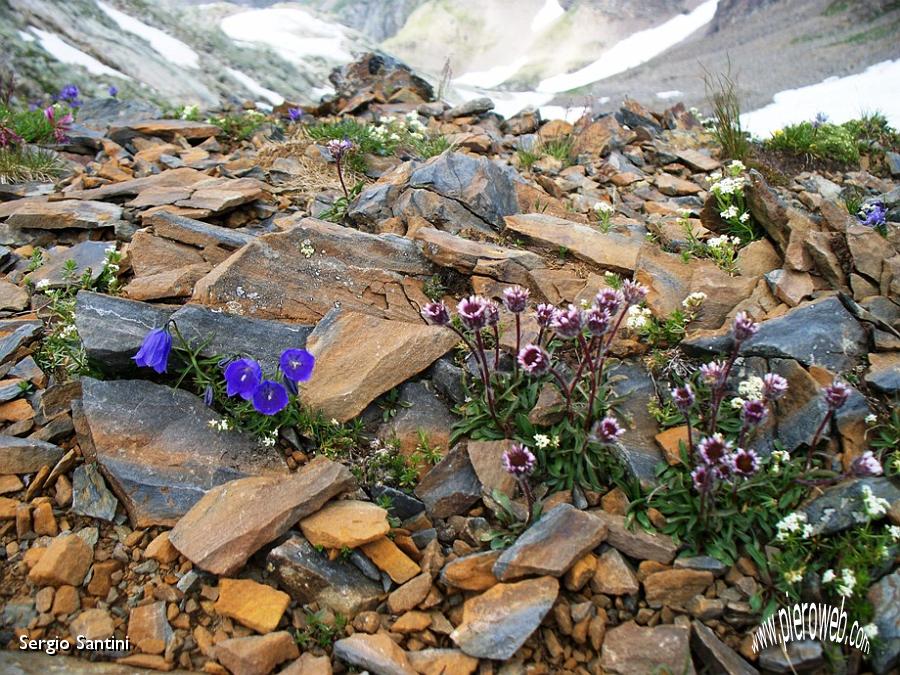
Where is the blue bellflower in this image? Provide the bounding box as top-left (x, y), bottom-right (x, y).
top-left (133, 327), bottom-right (173, 374)
top-left (280, 348), bottom-right (315, 383)
top-left (252, 380), bottom-right (289, 415)
top-left (224, 358), bottom-right (262, 400)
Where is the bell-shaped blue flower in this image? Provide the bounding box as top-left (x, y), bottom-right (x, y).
top-left (252, 380), bottom-right (289, 416)
top-left (133, 327), bottom-right (172, 374)
top-left (224, 359), bottom-right (262, 400)
top-left (280, 348), bottom-right (315, 384)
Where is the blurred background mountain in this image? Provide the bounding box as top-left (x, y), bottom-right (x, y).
top-left (2, 0), bottom-right (898, 132)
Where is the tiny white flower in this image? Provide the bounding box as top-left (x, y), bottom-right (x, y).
top-left (889, 525), bottom-right (900, 542)
top-left (862, 623), bottom-right (879, 639)
top-left (822, 569), bottom-right (835, 583)
top-left (720, 205), bottom-right (739, 220)
top-left (682, 292), bottom-right (707, 309)
top-left (730, 397), bottom-right (746, 410)
top-left (729, 159), bottom-right (746, 174)
top-left (771, 450), bottom-right (791, 464)
top-left (594, 201), bottom-right (614, 215)
top-left (862, 485), bottom-right (890, 518)
top-left (739, 211), bottom-right (750, 223)
top-left (533, 434), bottom-right (550, 449)
top-left (330, 418), bottom-right (340, 426)
top-left (36, 279), bottom-right (51, 289)
top-left (865, 413), bottom-right (878, 425)
top-left (784, 568), bottom-right (805, 584)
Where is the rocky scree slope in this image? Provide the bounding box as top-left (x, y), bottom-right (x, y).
top-left (0, 57), bottom-right (899, 675)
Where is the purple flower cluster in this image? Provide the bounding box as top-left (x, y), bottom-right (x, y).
top-left (287, 107), bottom-right (303, 122)
top-left (692, 432), bottom-right (759, 491)
top-left (502, 443), bottom-right (536, 477)
top-left (0, 124), bottom-right (22, 148)
top-left (108, 85), bottom-right (118, 98)
top-left (222, 349), bottom-right (315, 415)
top-left (57, 84), bottom-right (81, 108)
top-left (43, 106), bottom-right (73, 144)
top-left (326, 138), bottom-right (353, 161)
top-left (857, 202), bottom-right (887, 231)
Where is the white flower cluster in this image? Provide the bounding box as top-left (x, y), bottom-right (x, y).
top-left (738, 376), bottom-right (765, 400)
top-left (625, 305), bottom-right (653, 330)
top-left (775, 512), bottom-right (814, 542)
top-left (682, 292), bottom-right (707, 310)
top-left (783, 568), bottom-right (805, 584)
top-left (260, 431), bottom-right (279, 447)
top-left (707, 235), bottom-right (741, 251)
top-left (594, 201), bottom-right (614, 215)
top-left (207, 418), bottom-right (233, 432)
top-left (865, 413), bottom-right (878, 425)
top-left (889, 525), bottom-right (900, 541)
top-left (709, 175), bottom-right (746, 197)
top-left (180, 105), bottom-right (199, 120)
top-left (862, 624), bottom-right (879, 639)
top-left (822, 568), bottom-right (856, 598)
top-left (719, 205), bottom-right (750, 223)
top-left (533, 433), bottom-right (560, 449)
top-left (300, 238), bottom-right (315, 259)
top-left (35, 278), bottom-right (51, 290)
top-left (372, 111), bottom-right (428, 144)
top-left (861, 485), bottom-right (890, 518)
top-left (769, 449), bottom-right (791, 474)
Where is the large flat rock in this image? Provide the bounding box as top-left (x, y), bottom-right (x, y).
top-left (170, 457), bottom-right (355, 575)
top-left (504, 213), bottom-right (645, 274)
top-left (75, 291), bottom-right (312, 373)
top-left (193, 216), bottom-right (435, 324)
top-left (450, 576), bottom-right (558, 660)
top-left (301, 309), bottom-right (459, 422)
top-left (0, 435), bottom-right (64, 474)
top-left (78, 377), bottom-right (288, 528)
top-left (3, 199), bottom-right (122, 230)
top-left (683, 296), bottom-right (868, 372)
top-left (493, 504), bottom-right (607, 581)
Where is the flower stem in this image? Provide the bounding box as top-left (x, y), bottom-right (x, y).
top-left (805, 410), bottom-right (833, 470)
top-left (518, 477), bottom-right (534, 524)
top-left (335, 157), bottom-right (349, 201)
top-left (708, 339), bottom-right (742, 434)
top-left (474, 330), bottom-right (506, 434)
top-left (513, 314), bottom-right (521, 375)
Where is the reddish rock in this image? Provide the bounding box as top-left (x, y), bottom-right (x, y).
top-left (170, 457), bottom-right (354, 575)
top-left (214, 578), bottom-right (291, 634)
top-left (28, 533), bottom-right (93, 587)
top-left (214, 631), bottom-right (300, 675)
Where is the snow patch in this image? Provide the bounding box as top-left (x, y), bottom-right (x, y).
top-left (531, 0), bottom-right (565, 33)
top-left (455, 87), bottom-right (554, 120)
top-left (537, 0), bottom-right (718, 93)
top-left (656, 90), bottom-right (683, 100)
top-left (742, 59), bottom-right (900, 137)
top-left (29, 27), bottom-right (131, 79)
top-left (225, 68), bottom-right (284, 106)
top-left (539, 104), bottom-right (593, 123)
top-left (220, 8), bottom-right (352, 63)
top-left (18, 30), bottom-right (35, 42)
top-left (455, 58), bottom-right (528, 89)
top-left (97, 1), bottom-right (200, 69)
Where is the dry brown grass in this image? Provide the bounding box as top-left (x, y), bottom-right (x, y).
top-left (256, 128), bottom-right (367, 195)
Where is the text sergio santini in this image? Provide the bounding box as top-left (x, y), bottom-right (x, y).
top-left (20, 635), bottom-right (131, 654)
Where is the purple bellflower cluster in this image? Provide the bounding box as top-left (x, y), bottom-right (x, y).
top-left (134, 324), bottom-right (315, 417)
